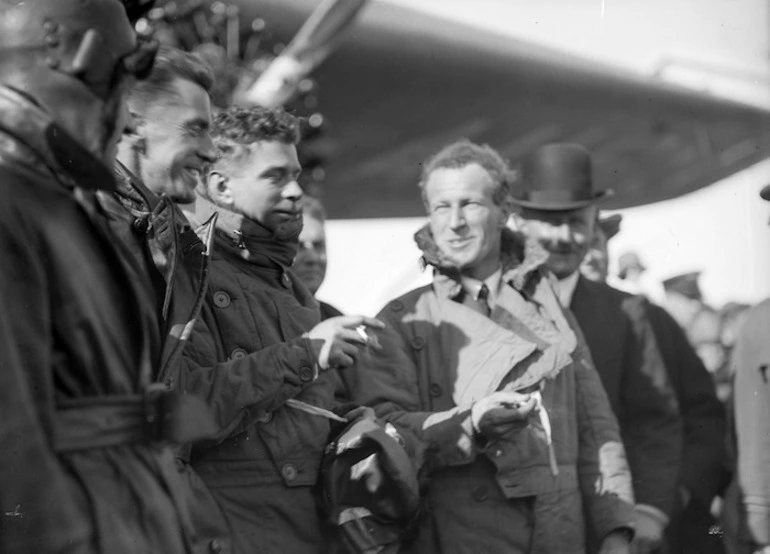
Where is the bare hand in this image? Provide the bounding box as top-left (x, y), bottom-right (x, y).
top-left (598, 530), bottom-right (631, 554)
top-left (471, 390), bottom-right (538, 437)
top-left (305, 315), bottom-right (384, 370)
top-left (630, 507), bottom-right (665, 554)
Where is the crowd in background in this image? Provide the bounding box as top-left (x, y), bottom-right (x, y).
top-left (2, 2), bottom-right (770, 554)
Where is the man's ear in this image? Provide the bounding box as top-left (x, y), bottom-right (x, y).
top-left (207, 170), bottom-right (234, 207)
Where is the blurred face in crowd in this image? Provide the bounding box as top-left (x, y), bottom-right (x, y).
top-left (689, 310), bottom-right (726, 374)
top-left (580, 225), bottom-right (609, 283)
top-left (294, 214), bottom-right (328, 295)
top-left (135, 77), bottom-right (216, 203)
top-left (515, 205), bottom-right (597, 279)
top-left (424, 163), bottom-right (510, 281)
top-left (209, 140), bottom-right (303, 237)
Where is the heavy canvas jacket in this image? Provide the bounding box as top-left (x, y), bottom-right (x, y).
top-left (346, 227), bottom-right (636, 554)
top-left (0, 85), bottom-right (198, 553)
top-left (570, 277), bottom-right (684, 518)
top-left (181, 209), bottom-right (337, 554)
top-left (97, 164), bottom-right (232, 554)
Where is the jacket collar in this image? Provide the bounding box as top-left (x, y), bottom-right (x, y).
top-left (194, 195), bottom-right (298, 270)
top-left (0, 85), bottom-right (115, 191)
top-left (414, 224), bottom-right (550, 299)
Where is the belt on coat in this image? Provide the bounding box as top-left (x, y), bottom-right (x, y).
top-left (53, 385), bottom-right (216, 452)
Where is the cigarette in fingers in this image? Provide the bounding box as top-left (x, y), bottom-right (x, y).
top-left (356, 326), bottom-right (369, 345)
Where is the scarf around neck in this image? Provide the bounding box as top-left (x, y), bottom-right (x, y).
top-left (195, 195), bottom-right (300, 270)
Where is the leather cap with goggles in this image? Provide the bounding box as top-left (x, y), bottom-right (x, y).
top-left (0, 0), bottom-right (158, 98)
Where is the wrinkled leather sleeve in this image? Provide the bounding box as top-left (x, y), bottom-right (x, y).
top-left (179, 302), bottom-right (320, 443)
top-left (0, 192), bottom-right (92, 553)
top-left (732, 300), bottom-right (770, 546)
top-left (346, 307), bottom-right (477, 472)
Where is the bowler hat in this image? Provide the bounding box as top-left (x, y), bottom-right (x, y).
top-left (512, 143), bottom-right (613, 211)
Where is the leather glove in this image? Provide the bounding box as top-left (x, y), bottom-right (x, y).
top-left (471, 391), bottom-right (538, 438)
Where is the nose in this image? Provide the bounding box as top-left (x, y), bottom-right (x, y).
top-left (448, 205), bottom-right (465, 230)
top-left (198, 133), bottom-right (217, 164)
top-left (282, 179), bottom-right (303, 202)
top-left (552, 222), bottom-right (571, 243)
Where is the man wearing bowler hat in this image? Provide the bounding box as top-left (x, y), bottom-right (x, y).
top-left (513, 143), bottom-right (683, 554)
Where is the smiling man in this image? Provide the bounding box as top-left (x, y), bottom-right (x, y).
top-left (347, 139), bottom-right (636, 553)
top-left (180, 106), bottom-right (383, 554)
top-left (513, 143), bottom-right (683, 554)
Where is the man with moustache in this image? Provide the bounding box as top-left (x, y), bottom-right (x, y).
top-left (180, 106), bottom-right (383, 554)
top-left (0, 1), bottom-right (211, 552)
top-left (346, 139), bottom-right (636, 553)
top-left (97, 46), bottom-right (232, 553)
top-left (513, 143), bottom-right (683, 554)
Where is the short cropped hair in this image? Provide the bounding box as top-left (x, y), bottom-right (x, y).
top-left (210, 106), bottom-right (300, 168)
top-left (300, 195), bottom-right (327, 223)
top-left (128, 45), bottom-right (213, 112)
top-left (418, 139), bottom-right (512, 206)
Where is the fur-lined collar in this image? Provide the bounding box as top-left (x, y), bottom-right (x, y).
top-left (414, 224), bottom-right (550, 297)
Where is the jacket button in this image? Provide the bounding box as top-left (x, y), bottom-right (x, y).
top-left (213, 291), bottom-right (231, 308)
top-left (209, 538), bottom-right (223, 553)
top-left (411, 336), bottom-right (426, 350)
top-left (299, 366), bottom-right (315, 382)
top-left (258, 411), bottom-right (272, 424)
top-left (429, 383), bottom-right (442, 397)
top-left (230, 348), bottom-right (247, 360)
top-left (389, 300), bottom-right (404, 312)
top-left (472, 485), bottom-right (489, 502)
top-left (282, 463), bottom-right (298, 482)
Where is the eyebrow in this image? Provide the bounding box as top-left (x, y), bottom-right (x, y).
top-left (259, 164), bottom-right (302, 179)
top-left (186, 117), bottom-right (210, 131)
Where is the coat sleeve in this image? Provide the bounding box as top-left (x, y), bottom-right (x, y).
top-left (619, 296), bottom-right (683, 518)
top-left (178, 302), bottom-right (321, 441)
top-left (646, 301), bottom-right (726, 507)
top-left (346, 307), bottom-right (478, 472)
top-left (0, 201), bottom-right (92, 553)
top-left (570, 323), bottom-right (637, 540)
top-left (732, 301), bottom-right (770, 546)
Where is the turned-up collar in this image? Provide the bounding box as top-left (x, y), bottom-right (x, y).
top-left (414, 224), bottom-right (549, 300)
top-left (0, 85), bottom-right (115, 191)
top-left (194, 195), bottom-right (299, 271)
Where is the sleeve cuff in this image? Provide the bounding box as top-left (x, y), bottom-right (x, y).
top-left (636, 503), bottom-right (670, 528)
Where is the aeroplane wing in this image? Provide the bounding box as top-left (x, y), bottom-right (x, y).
top-left (231, 0), bottom-right (770, 218)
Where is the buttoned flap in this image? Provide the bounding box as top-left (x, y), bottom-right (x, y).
top-left (437, 299), bottom-right (539, 409)
top-left (235, 272), bottom-right (319, 344)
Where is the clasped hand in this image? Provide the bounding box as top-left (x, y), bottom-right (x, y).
top-left (471, 390), bottom-right (539, 438)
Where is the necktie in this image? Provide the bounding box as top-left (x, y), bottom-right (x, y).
top-left (462, 283), bottom-right (491, 317)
